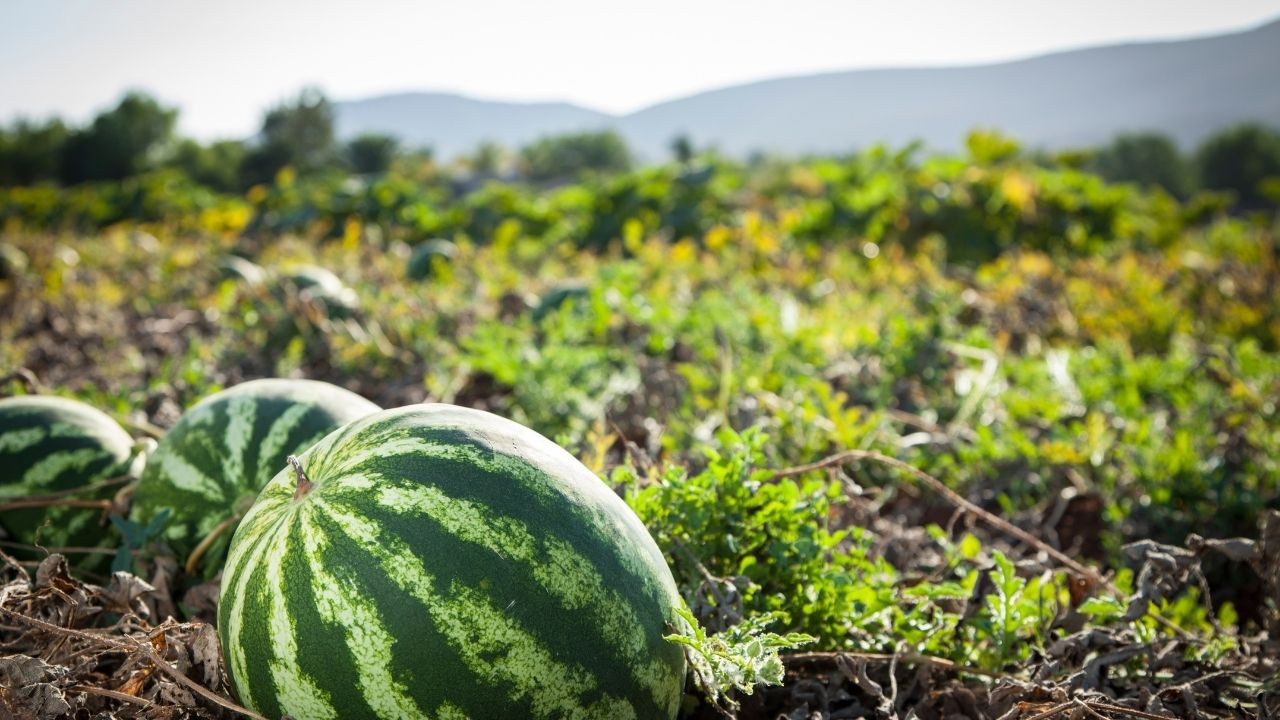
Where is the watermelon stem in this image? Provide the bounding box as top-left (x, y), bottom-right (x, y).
top-left (0, 497), bottom-right (112, 512)
top-left (184, 511), bottom-right (242, 575)
top-left (287, 455), bottom-right (314, 500)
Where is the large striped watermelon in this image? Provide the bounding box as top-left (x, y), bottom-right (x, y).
top-left (218, 404), bottom-right (687, 720)
top-left (130, 379), bottom-right (379, 572)
top-left (0, 396), bottom-right (137, 553)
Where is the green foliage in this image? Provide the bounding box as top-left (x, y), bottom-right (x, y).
top-left (622, 427), bottom-right (880, 645)
top-left (670, 135), bottom-right (695, 165)
top-left (1195, 123), bottom-right (1280, 210)
top-left (520, 129), bottom-right (632, 182)
top-left (468, 141), bottom-right (507, 177)
top-left (110, 508), bottom-right (171, 574)
top-left (59, 92), bottom-right (178, 183)
top-left (1090, 132), bottom-right (1192, 198)
top-left (620, 428), bottom-right (1169, 669)
top-left (241, 87), bottom-right (338, 186)
top-left (666, 605), bottom-right (813, 710)
top-left (0, 118), bottom-right (69, 185)
top-left (977, 551), bottom-right (1057, 668)
top-left (0, 134), bottom-right (1274, 696)
top-left (165, 139), bottom-right (247, 193)
top-left (346, 133), bottom-right (399, 175)
top-left (966, 129), bottom-right (1021, 165)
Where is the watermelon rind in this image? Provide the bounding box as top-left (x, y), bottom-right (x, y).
top-left (218, 403), bottom-right (687, 720)
top-left (283, 265), bottom-right (359, 318)
top-left (0, 242), bottom-right (29, 281)
top-left (531, 280), bottom-right (591, 323)
top-left (0, 395), bottom-right (135, 556)
top-left (219, 255), bottom-right (268, 286)
top-left (406, 239), bottom-right (457, 281)
top-left (130, 378), bottom-right (379, 571)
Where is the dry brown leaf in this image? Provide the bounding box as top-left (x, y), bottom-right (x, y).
top-left (0, 682), bottom-right (72, 720)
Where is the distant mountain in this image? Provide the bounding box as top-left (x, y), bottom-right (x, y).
top-left (334, 92), bottom-right (610, 160)
top-left (336, 17), bottom-right (1280, 159)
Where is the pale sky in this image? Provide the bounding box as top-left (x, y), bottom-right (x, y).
top-left (3, 0), bottom-right (1279, 140)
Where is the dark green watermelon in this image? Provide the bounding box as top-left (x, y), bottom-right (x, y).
top-left (219, 404), bottom-right (687, 719)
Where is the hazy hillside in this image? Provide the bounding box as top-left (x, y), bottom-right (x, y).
top-left (336, 17), bottom-right (1280, 158)
top-left (620, 17), bottom-right (1280, 156)
top-left (334, 92), bottom-right (609, 159)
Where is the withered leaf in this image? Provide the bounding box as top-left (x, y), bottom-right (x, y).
top-left (188, 625), bottom-right (223, 690)
top-left (101, 571), bottom-right (157, 619)
top-left (0, 683), bottom-right (72, 720)
top-left (179, 578), bottom-right (220, 625)
top-left (0, 654), bottom-right (68, 686)
top-left (34, 554), bottom-right (75, 590)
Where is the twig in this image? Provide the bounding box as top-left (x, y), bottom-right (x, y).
top-left (1087, 701), bottom-right (1179, 720)
top-left (770, 450), bottom-right (1096, 577)
top-left (112, 478), bottom-right (140, 510)
top-left (784, 650), bottom-right (1002, 678)
top-left (137, 635), bottom-right (268, 720)
top-left (1023, 702), bottom-right (1073, 720)
top-left (0, 604), bottom-right (134, 649)
top-left (0, 498), bottom-right (112, 512)
top-left (1159, 668), bottom-right (1250, 694)
top-left (0, 608), bottom-right (267, 720)
top-left (70, 685), bottom-right (154, 707)
top-left (884, 407), bottom-right (976, 442)
top-left (0, 546), bottom-right (29, 578)
top-left (943, 342), bottom-right (999, 433)
top-left (1074, 699), bottom-right (1110, 720)
top-left (0, 540), bottom-right (117, 555)
top-left (120, 417), bottom-right (166, 440)
top-left (669, 536), bottom-right (743, 628)
top-left (768, 449), bottom-right (1191, 638)
top-left (184, 513), bottom-right (242, 575)
top-left (887, 644), bottom-right (901, 711)
top-left (2, 475), bottom-right (132, 502)
top-left (0, 368), bottom-right (43, 395)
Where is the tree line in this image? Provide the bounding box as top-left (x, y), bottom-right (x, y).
top-left (1087, 129), bottom-right (1280, 210)
top-left (0, 89), bottom-right (633, 192)
top-left (1, 88), bottom-right (1278, 209)
top-left (0, 89), bottom-right (401, 192)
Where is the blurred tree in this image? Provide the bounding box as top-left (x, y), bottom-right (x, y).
top-left (1195, 123), bottom-right (1280, 210)
top-left (59, 92), bottom-right (177, 183)
top-left (470, 141), bottom-right (506, 177)
top-left (241, 87), bottom-right (337, 186)
top-left (671, 134), bottom-right (695, 165)
top-left (965, 129), bottom-right (1021, 165)
top-left (1091, 133), bottom-right (1192, 198)
top-left (520, 130), bottom-right (631, 182)
top-left (394, 146), bottom-right (437, 182)
top-left (166, 139), bottom-right (247, 192)
top-left (0, 118), bottom-right (69, 185)
top-left (1049, 149), bottom-right (1093, 171)
top-left (346, 133), bottom-right (399, 175)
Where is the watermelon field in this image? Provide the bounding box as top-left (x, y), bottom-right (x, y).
top-left (1, 135), bottom-right (1278, 719)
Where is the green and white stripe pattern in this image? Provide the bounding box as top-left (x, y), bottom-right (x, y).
top-left (219, 404), bottom-right (687, 720)
top-left (0, 395), bottom-right (135, 551)
top-left (131, 379), bottom-right (379, 571)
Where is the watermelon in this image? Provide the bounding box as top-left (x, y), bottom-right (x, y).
top-left (283, 265), bottom-right (358, 319)
top-left (218, 404), bottom-right (687, 720)
top-left (0, 242), bottom-right (29, 281)
top-left (406, 239), bottom-right (457, 281)
top-left (531, 280), bottom-right (591, 323)
top-left (130, 379), bottom-right (379, 572)
top-left (0, 396), bottom-right (137, 552)
top-left (219, 255), bottom-right (268, 286)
